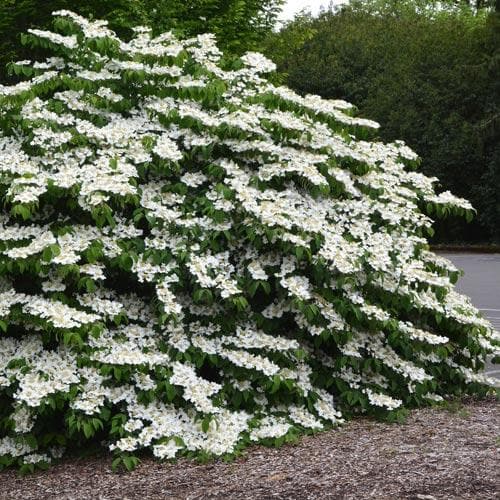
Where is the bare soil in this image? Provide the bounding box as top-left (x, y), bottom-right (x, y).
top-left (1, 397), bottom-right (498, 500)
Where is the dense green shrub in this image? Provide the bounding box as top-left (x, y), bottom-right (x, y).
top-left (0, 12), bottom-right (497, 472)
top-left (266, 1), bottom-right (500, 243)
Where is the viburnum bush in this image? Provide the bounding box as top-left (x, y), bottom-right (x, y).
top-left (0, 11), bottom-right (498, 473)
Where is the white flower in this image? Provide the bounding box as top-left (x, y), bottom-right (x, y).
top-left (247, 261), bottom-right (267, 280)
top-left (180, 172), bottom-right (207, 187)
top-left (153, 135), bottom-right (183, 161)
top-left (240, 52), bottom-right (276, 73)
top-left (249, 416), bottom-right (291, 441)
top-left (280, 275), bottom-right (312, 301)
top-left (153, 440), bottom-right (182, 459)
top-left (364, 388), bottom-right (402, 411)
top-left (27, 29), bottom-right (78, 49)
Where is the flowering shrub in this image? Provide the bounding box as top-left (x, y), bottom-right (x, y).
top-left (0, 11), bottom-right (498, 473)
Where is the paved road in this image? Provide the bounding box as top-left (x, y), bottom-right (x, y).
top-left (439, 252), bottom-right (500, 381)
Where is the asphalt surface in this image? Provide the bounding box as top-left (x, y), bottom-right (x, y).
top-left (439, 252), bottom-right (500, 381)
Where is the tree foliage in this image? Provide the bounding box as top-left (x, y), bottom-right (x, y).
top-left (266, 0), bottom-right (500, 242)
top-left (0, 12), bottom-right (497, 471)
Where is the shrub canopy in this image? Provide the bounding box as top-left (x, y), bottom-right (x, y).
top-left (0, 11), bottom-right (498, 472)
top-left (0, 0), bottom-right (285, 83)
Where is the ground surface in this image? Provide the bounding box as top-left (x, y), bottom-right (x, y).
top-left (1, 397), bottom-right (498, 500)
top-left (440, 252), bottom-right (500, 380)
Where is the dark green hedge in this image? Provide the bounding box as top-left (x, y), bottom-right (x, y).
top-left (265, 1), bottom-right (500, 243)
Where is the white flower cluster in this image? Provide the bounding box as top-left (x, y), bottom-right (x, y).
top-left (425, 191), bottom-right (474, 211)
top-left (0, 11), bottom-right (496, 470)
top-left (249, 415), bottom-right (291, 441)
top-left (170, 362), bottom-right (222, 414)
top-left (364, 388), bottom-right (402, 411)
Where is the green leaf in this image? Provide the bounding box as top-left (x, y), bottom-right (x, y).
top-left (165, 383), bottom-right (177, 402)
top-left (42, 246), bottom-right (53, 262)
top-left (270, 376), bottom-right (281, 394)
top-left (82, 422), bottom-right (94, 439)
top-left (111, 457), bottom-right (122, 472)
top-left (201, 415), bottom-right (212, 433)
top-left (122, 455), bottom-right (140, 471)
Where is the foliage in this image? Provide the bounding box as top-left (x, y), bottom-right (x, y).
top-left (0, 0), bottom-right (284, 83)
top-left (0, 11), bottom-right (498, 472)
top-left (264, 12), bottom-right (319, 79)
top-left (266, 0), bottom-right (500, 243)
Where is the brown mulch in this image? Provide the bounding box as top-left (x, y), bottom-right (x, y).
top-left (1, 397), bottom-right (499, 500)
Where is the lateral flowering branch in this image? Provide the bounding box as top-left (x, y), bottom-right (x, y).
top-left (0, 10), bottom-right (497, 472)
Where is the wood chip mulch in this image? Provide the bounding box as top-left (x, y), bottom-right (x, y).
top-left (1, 397), bottom-right (498, 500)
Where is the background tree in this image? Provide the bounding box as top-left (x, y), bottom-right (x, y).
top-left (473, 0), bottom-right (500, 241)
top-left (144, 0), bottom-right (284, 54)
top-left (265, 0), bottom-right (499, 243)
